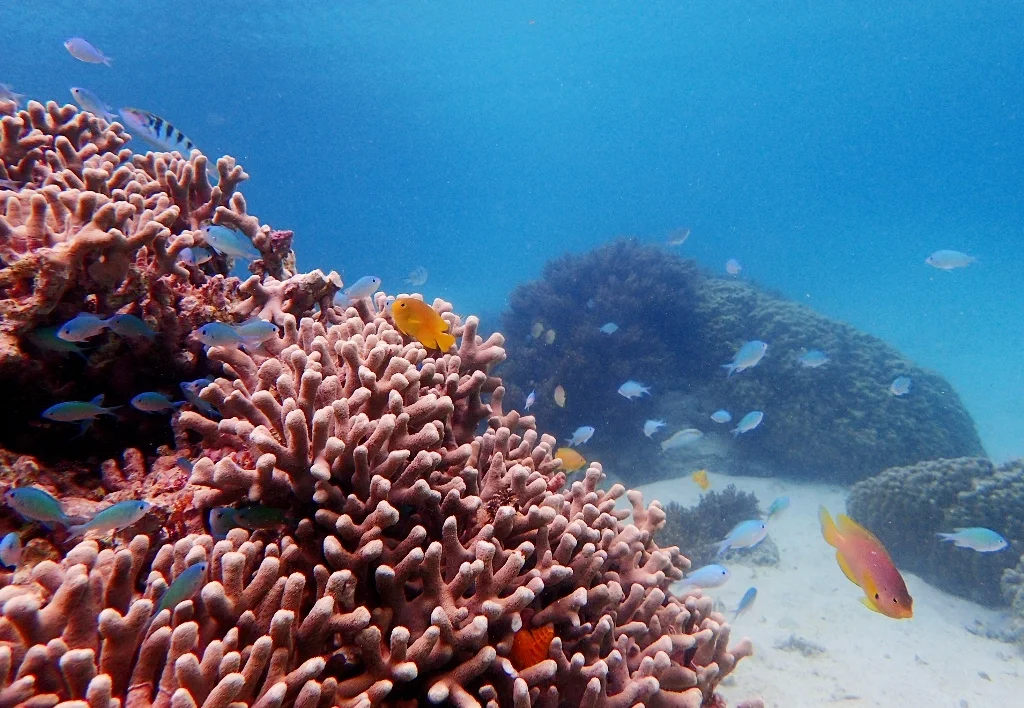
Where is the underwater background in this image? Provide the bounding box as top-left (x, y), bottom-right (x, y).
top-left (4, 0), bottom-right (1021, 460)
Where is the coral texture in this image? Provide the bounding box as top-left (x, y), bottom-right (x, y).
top-left (847, 457), bottom-right (1024, 607)
top-left (0, 99), bottom-right (305, 458)
top-left (499, 239), bottom-right (983, 484)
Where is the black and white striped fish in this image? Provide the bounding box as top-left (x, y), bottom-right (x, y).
top-left (118, 107), bottom-right (218, 180)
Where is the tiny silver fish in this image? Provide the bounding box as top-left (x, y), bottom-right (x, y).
top-left (64, 38), bottom-right (112, 66)
top-left (926, 250), bottom-right (976, 270)
top-left (660, 428), bottom-right (703, 451)
top-left (70, 87), bottom-right (115, 122)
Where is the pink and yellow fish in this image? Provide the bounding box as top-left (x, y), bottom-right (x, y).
top-left (819, 507), bottom-right (913, 619)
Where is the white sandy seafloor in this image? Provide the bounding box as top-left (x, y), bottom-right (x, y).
top-left (625, 473), bottom-right (1024, 707)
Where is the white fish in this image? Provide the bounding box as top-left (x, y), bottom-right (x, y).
top-left (57, 313), bottom-right (110, 342)
top-left (712, 520), bottom-right (768, 557)
top-left (566, 426), bottom-right (595, 446)
top-left (732, 411), bottom-right (763, 436)
top-left (201, 225), bottom-right (260, 260)
top-left (660, 428), bottom-right (703, 451)
top-left (798, 349), bottom-right (829, 368)
top-left (726, 258), bottom-right (742, 275)
top-left (684, 564), bottom-right (730, 588)
top-left (926, 250), bottom-right (976, 270)
top-left (524, 390), bottom-right (536, 410)
top-left (890, 376), bottom-right (912, 396)
top-left (617, 380), bottom-right (651, 399)
top-left (70, 87), bottom-right (115, 122)
top-left (334, 276), bottom-right (382, 306)
top-left (936, 527), bottom-right (1008, 552)
top-left (0, 532), bottom-right (22, 569)
top-left (710, 410), bottom-right (732, 424)
top-left (722, 340), bottom-right (768, 376)
top-left (404, 266), bottom-right (429, 287)
top-left (64, 38), bottom-right (112, 66)
top-left (599, 322), bottom-right (619, 334)
top-left (643, 419), bottom-right (666, 437)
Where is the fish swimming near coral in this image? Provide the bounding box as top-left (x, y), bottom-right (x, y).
top-left (391, 297), bottom-right (455, 351)
top-left (404, 265), bottom-right (429, 287)
top-left (726, 258), bottom-right (742, 275)
top-left (57, 313), bottom-right (110, 342)
top-left (105, 314), bottom-right (156, 340)
top-left (524, 390), bottom-right (536, 410)
top-left (798, 349), bottom-right (829, 368)
top-left (711, 409), bottom-right (732, 424)
top-left (209, 507), bottom-right (237, 540)
top-left (819, 506), bottom-right (913, 618)
top-left (530, 322), bottom-right (545, 338)
top-left (42, 395), bottom-right (119, 423)
top-left (936, 527), bottom-right (1008, 552)
top-left (643, 419), bottom-right (666, 437)
top-left (712, 519), bottom-right (768, 557)
top-left (733, 586), bottom-right (758, 619)
top-left (157, 562), bottom-right (208, 613)
top-left (25, 327), bottom-right (89, 360)
top-left (64, 37), bottom-right (112, 66)
top-left (70, 87), bottom-right (116, 122)
top-left (722, 340), bottom-right (768, 377)
top-left (543, 329), bottom-right (556, 345)
top-left (119, 107), bottom-right (199, 155)
top-left (130, 392), bottom-right (184, 413)
top-left (666, 228), bottom-right (691, 247)
top-left (660, 428), bottom-right (703, 451)
top-left (334, 276), bottom-right (382, 306)
top-left (599, 322), bottom-right (619, 334)
top-left (692, 469), bottom-right (711, 491)
top-left (553, 385), bottom-right (566, 407)
top-left (66, 500), bottom-right (152, 540)
top-left (732, 410), bottom-right (764, 436)
top-left (889, 376), bottom-right (912, 396)
top-left (617, 380), bottom-right (651, 400)
top-left (554, 447), bottom-right (587, 472)
top-left (926, 249), bottom-right (976, 270)
top-left (684, 564), bottom-right (731, 588)
top-left (509, 623), bottom-right (555, 670)
top-left (4, 487), bottom-right (85, 528)
top-left (0, 532), bottom-right (22, 569)
top-left (200, 225), bottom-right (260, 260)
top-left (194, 322), bottom-right (271, 348)
top-left (233, 319), bottom-right (280, 344)
top-left (766, 496), bottom-right (791, 521)
top-left (566, 426), bottom-right (595, 446)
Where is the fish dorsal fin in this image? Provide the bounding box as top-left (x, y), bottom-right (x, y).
top-left (818, 506), bottom-right (841, 548)
top-left (90, 394), bottom-right (104, 406)
top-left (835, 551), bottom-right (859, 586)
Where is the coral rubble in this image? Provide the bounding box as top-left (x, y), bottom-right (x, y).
top-left (847, 456), bottom-right (1024, 607)
top-left (499, 239), bottom-right (983, 484)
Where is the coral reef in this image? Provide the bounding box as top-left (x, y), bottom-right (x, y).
top-left (657, 487), bottom-right (775, 569)
top-left (498, 239), bottom-right (983, 484)
top-left (847, 457), bottom-right (1024, 607)
top-left (0, 99), bottom-right (307, 460)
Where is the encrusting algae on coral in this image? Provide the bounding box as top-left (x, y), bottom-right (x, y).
top-left (0, 97), bottom-right (761, 708)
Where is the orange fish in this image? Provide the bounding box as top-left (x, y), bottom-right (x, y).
top-left (819, 507), bottom-right (913, 619)
top-left (553, 385), bottom-right (566, 407)
top-left (509, 623), bottom-right (554, 670)
top-left (691, 469), bottom-right (710, 491)
top-left (555, 447), bottom-right (586, 472)
top-left (391, 297), bottom-right (455, 352)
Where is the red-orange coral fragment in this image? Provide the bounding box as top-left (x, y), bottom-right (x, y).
top-left (510, 623), bottom-right (555, 670)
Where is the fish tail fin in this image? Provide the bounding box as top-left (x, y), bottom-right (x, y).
top-left (819, 506), bottom-right (840, 548)
top-left (65, 524), bottom-right (86, 540)
top-left (721, 363), bottom-right (736, 377)
top-left (936, 532), bottom-right (955, 543)
top-left (437, 331), bottom-right (456, 351)
top-left (730, 427), bottom-right (740, 437)
top-left (711, 540), bottom-right (730, 558)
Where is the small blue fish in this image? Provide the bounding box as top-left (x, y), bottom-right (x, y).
top-left (25, 327), bottom-right (89, 360)
top-left (732, 411), bottom-right (764, 437)
top-left (566, 426), bottom-right (595, 446)
top-left (157, 562), bottom-right (208, 613)
top-left (209, 507), bottom-right (237, 540)
top-left (194, 322), bottom-right (247, 347)
top-left (64, 38), bottom-right (112, 66)
top-left (712, 520), bottom-right (768, 557)
top-left (617, 380), bottom-right (651, 400)
top-left (57, 313), bottom-right (109, 342)
top-left (4, 488), bottom-right (82, 527)
top-left (937, 527), bottom-right (1008, 552)
top-left (599, 322), bottom-right (619, 334)
top-left (130, 392), bottom-right (184, 413)
top-left (524, 390), bottom-right (536, 411)
top-left (926, 250), bottom-right (976, 270)
top-left (70, 87), bottom-right (115, 123)
top-left (733, 587), bottom-right (758, 619)
top-left (105, 314), bottom-right (156, 340)
top-left (66, 500), bottom-right (152, 539)
top-left (233, 319), bottom-right (279, 343)
top-left (766, 496), bottom-right (791, 521)
top-left (334, 276), bottom-right (382, 306)
top-left (890, 376), bottom-right (912, 396)
top-left (180, 378), bottom-right (218, 417)
top-left (200, 225), bottom-right (260, 260)
top-left (178, 246), bottom-right (214, 267)
top-left (643, 419), bottom-right (666, 437)
top-left (722, 340), bottom-right (768, 376)
top-left (684, 564), bottom-right (731, 588)
top-left (711, 410), bottom-right (732, 424)
top-left (0, 532), bottom-right (22, 569)
top-left (175, 457), bottom-right (194, 474)
top-left (798, 350), bottom-right (829, 368)
top-left (42, 394), bottom-right (118, 423)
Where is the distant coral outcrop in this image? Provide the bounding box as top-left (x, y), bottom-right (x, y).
top-left (499, 239), bottom-right (982, 483)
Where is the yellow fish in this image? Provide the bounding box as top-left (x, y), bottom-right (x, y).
top-left (692, 469), bottom-right (711, 491)
top-left (531, 322), bottom-right (545, 338)
top-left (555, 447), bottom-right (586, 472)
top-left (391, 297), bottom-right (455, 351)
top-left (544, 329), bottom-right (556, 345)
top-left (819, 507), bottom-right (913, 619)
top-left (553, 385), bottom-right (566, 407)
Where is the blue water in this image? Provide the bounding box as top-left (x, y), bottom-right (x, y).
top-left (3, 1), bottom-right (1021, 460)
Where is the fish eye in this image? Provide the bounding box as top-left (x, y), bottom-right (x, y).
top-left (874, 593), bottom-right (880, 599)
